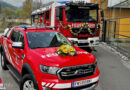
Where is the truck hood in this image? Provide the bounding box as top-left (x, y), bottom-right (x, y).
top-left (30, 47), bottom-right (96, 68)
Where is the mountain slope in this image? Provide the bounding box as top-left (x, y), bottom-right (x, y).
top-left (0, 1), bottom-right (17, 9)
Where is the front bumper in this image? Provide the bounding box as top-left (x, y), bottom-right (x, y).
top-left (68, 37), bottom-right (99, 47)
top-left (41, 76), bottom-right (99, 89)
top-left (37, 60), bottom-right (100, 90)
top-left (37, 68), bottom-right (99, 90)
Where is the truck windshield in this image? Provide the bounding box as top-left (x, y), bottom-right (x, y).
top-left (27, 32), bottom-right (71, 49)
top-left (65, 6), bottom-right (98, 22)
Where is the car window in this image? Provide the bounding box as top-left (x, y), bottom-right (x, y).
top-left (10, 30), bottom-right (19, 42)
top-left (17, 31), bottom-right (25, 44)
top-left (26, 32), bottom-right (71, 49)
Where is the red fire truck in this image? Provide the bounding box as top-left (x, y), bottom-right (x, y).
top-left (31, 1), bottom-right (100, 50)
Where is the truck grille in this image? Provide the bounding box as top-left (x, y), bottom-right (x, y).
top-left (72, 28), bottom-right (95, 35)
top-left (57, 63), bottom-right (97, 80)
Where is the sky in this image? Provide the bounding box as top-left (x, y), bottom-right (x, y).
top-left (1, 0), bottom-right (90, 7)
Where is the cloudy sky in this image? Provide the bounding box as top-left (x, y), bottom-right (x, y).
top-left (2, 0), bottom-right (90, 7)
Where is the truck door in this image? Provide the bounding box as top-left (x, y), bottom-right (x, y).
top-left (12, 31), bottom-right (25, 72)
top-left (7, 30), bottom-right (19, 67)
top-left (55, 7), bottom-right (63, 31)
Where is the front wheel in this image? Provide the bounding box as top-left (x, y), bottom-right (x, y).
top-left (20, 74), bottom-right (39, 90)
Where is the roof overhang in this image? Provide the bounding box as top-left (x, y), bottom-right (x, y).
top-left (108, 0), bottom-right (130, 8)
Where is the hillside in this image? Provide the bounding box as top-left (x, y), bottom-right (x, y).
top-left (0, 1), bottom-right (18, 9)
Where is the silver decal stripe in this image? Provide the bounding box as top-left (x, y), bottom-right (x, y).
top-left (3, 40), bottom-right (14, 66)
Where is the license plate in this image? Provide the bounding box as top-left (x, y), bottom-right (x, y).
top-left (72, 79), bottom-right (92, 87)
top-left (78, 40), bottom-right (88, 43)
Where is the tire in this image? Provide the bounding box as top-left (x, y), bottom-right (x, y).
top-left (1, 51), bottom-right (8, 70)
top-left (20, 74), bottom-right (39, 90)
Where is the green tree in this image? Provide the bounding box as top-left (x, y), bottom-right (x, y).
top-left (22, 0), bottom-right (32, 19)
top-left (1, 7), bottom-right (15, 19)
top-left (16, 9), bottom-right (24, 19)
top-left (32, 1), bottom-right (42, 10)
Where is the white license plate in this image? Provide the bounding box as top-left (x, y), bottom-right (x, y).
top-left (78, 40), bottom-right (88, 43)
top-left (72, 79), bottom-right (92, 87)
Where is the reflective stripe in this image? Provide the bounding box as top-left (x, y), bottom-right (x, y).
top-left (41, 76), bottom-right (99, 89)
top-left (53, 83), bottom-right (71, 89)
top-left (49, 83), bottom-right (55, 88)
top-left (45, 83), bottom-right (50, 87)
top-left (42, 82), bottom-right (46, 86)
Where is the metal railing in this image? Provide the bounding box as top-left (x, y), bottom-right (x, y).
top-left (102, 17), bottom-right (130, 59)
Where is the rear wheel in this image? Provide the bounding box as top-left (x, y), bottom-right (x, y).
top-left (1, 52), bottom-right (8, 70)
top-left (20, 74), bottom-right (39, 90)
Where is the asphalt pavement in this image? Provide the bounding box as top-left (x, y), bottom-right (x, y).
top-left (0, 44), bottom-right (130, 90)
top-left (92, 45), bottom-right (130, 90)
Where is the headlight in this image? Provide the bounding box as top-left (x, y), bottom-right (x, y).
top-left (40, 65), bottom-right (60, 75)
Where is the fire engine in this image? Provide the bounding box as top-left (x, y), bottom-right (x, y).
top-left (31, 1), bottom-right (100, 50)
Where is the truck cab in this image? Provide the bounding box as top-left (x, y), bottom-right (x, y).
top-left (32, 1), bottom-right (100, 49)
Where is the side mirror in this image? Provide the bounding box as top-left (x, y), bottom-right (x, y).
top-left (12, 42), bottom-right (24, 49)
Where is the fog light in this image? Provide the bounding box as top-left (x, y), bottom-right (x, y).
top-left (90, 40), bottom-right (94, 43)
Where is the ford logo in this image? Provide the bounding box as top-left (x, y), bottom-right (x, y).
top-left (75, 69), bottom-right (92, 75)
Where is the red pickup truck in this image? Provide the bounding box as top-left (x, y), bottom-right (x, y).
top-left (0, 26), bottom-right (99, 90)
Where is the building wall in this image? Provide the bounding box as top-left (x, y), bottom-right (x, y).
top-left (91, 0), bottom-right (130, 39)
top-left (119, 18), bottom-right (130, 38)
top-left (91, 0), bottom-right (130, 56)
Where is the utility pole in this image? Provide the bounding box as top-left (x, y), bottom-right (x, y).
top-left (40, 0), bottom-right (42, 7)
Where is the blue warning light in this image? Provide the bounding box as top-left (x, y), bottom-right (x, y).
top-left (58, 1), bottom-right (71, 4)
